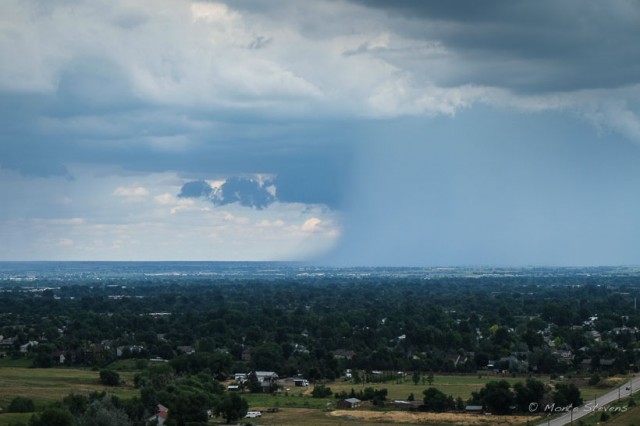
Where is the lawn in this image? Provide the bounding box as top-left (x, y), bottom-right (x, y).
top-left (104, 358), bottom-right (147, 371)
top-left (243, 391), bottom-right (331, 410)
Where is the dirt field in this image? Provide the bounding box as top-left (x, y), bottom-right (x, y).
top-left (329, 410), bottom-right (540, 425)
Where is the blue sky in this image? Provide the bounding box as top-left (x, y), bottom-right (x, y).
top-left (1, 0), bottom-right (640, 265)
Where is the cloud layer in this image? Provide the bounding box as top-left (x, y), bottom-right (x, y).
top-left (1, 0), bottom-right (639, 263)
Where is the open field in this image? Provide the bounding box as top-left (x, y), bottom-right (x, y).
top-left (245, 392), bottom-right (331, 410)
top-left (325, 374), bottom-right (618, 402)
top-left (328, 375), bottom-right (531, 401)
top-left (0, 367), bottom-right (138, 412)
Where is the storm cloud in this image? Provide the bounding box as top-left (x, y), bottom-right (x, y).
top-left (1, 0), bottom-right (639, 263)
top-left (178, 177), bottom-right (276, 209)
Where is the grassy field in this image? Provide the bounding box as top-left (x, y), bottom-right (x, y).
top-left (329, 375), bottom-right (529, 401)
top-left (0, 367), bottom-right (138, 417)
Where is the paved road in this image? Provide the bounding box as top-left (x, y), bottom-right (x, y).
top-left (537, 375), bottom-right (640, 426)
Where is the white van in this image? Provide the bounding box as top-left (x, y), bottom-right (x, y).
top-left (245, 411), bottom-right (262, 418)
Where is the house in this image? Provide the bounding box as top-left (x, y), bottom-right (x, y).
top-left (553, 350), bottom-right (574, 364)
top-left (332, 349), bottom-right (356, 360)
top-left (337, 398), bottom-right (361, 409)
top-left (148, 404), bottom-right (169, 426)
top-left (600, 358), bottom-right (616, 368)
top-left (293, 344), bottom-right (309, 354)
top-left (117, 345), bottom-right (144, 357)
top-left (260, 381), bottom-right (278, 393)
top-left (20, 341), bottom-right (38, 353)
top-left (234, 373), bottom-right (247, 383)
top-left (51, 350), bottom-right (67, 364)
top-left (254, 371), bottom-right (278, 382)
top-left (0, 336), bottom-right (16, 349)
top-left (177, 346), bottom-right (195, 355)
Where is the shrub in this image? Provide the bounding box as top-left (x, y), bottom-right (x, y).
top-left (7, 396), bottom-right (35, 413)
top-left (311, 384), bottom-right (333, 398)
top-left (99, 369), bottom-right (121, 386)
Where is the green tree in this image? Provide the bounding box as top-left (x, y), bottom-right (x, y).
top-left (32, 352), bottom-right (52, 368)
top-left (311, 384), bottom-right (333, 398)
top-left (214, 392), bottom-right (248, 424)
top-left (7, 397), bottom-right (35, 413)
top-left (553, 383), bottom-right (582, 407)
top-left (62, 393), bottom-right (89, 416)
top-left (427, 372), bottom-right (434, 386)
top-left (28, 407), bottom-right (74, 426)
top-left (472, 380), bottom-right (515, 414)
top-left (588, 373), bottom-right (601, 386)
top-left (514, 378), bottom-right (545, 412)
top-left (412, 371), bottom-right (420, 385)
top-left (251, 342), bottom-right (284, 371)
top-left (99, 370), bottom-right (121, 386)
top-left (422, 387), bottom-right (454, 412)
top-left (76, 396), bottom-right (132, 426)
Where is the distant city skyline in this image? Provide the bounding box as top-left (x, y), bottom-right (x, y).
top-left (1, 1), bottom-right (640, 265)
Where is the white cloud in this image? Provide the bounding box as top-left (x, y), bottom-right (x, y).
top-left (113, 186), bottom-right (149, 197)
top-left (257, 219), bottom-right (286, 228)
top-left (301, 217), bottom-right (322, 233)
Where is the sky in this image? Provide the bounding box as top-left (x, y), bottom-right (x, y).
top-left (1, 0), bottom-right (640, 265)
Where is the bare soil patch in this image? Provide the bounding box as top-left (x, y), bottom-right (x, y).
top-left (329, 410), bottom-right (540, 425)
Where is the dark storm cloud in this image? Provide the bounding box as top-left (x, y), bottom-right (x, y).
top-left (349, 0), bottom-right (640, 93)
top-left (217, 177), bottom-right (275, 209)
top-left (177, 180), bottom-right (213, 199)
top-left (178, 177), bottom-right (276, 209)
